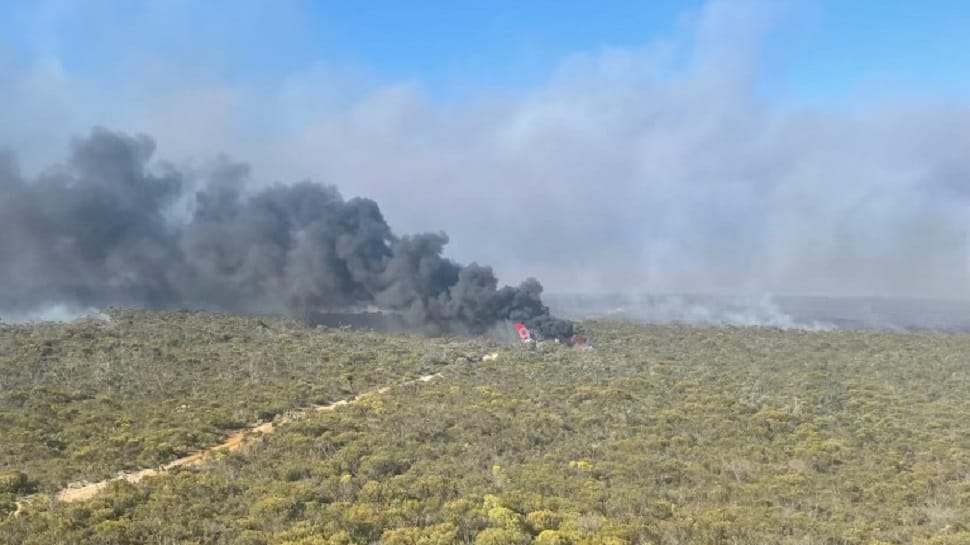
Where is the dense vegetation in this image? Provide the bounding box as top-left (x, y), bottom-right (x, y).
top-left (0, 309), bottom-right (490, 495)
top-left (4, 312), bottom-right (970, 544)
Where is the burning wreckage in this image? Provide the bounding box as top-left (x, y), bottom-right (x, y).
top-left (515, 322), bottom-right (592, 351)
top-left (479, 322), bottom-right (590, 362)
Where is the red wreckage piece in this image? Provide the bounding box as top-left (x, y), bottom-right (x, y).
top-left (514, 322), bottom-right (533, 343)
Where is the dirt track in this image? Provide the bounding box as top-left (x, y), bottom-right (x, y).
top-left (13, 373), bottom-right (442, 510)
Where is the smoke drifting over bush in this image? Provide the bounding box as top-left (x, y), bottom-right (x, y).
top-left (0, 128), bottom-right (573, 338)
top-left (4, 1), bottom-right (970, 312)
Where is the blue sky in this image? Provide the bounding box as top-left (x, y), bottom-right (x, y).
top-left (2, 0), bottom-right (969, 104)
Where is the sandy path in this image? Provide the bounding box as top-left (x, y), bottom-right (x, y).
top-left (12, 373), bottom-right (441, 511)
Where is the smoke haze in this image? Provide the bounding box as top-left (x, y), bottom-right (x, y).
top-left (0, 129), bottom-right (573, 338)
top-left (2, 1), bottom-right (969, 311)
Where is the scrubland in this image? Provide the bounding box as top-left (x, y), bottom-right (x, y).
top-left (3, 310), bottom-right (970, 544)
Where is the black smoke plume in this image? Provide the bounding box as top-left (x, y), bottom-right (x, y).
top-left (0, 128), bottom-right (573, 338)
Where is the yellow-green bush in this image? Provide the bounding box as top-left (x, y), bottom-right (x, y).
top-left (5, 317), bottom-right (970, 545)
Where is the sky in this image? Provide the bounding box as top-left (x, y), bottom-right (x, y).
top-left (2, 0), bottom-right (970, 297)
top-left (4, 1), bottom-right (970, 102)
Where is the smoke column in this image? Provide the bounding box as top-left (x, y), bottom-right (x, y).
top-left (0, 128), bottom-right (573, 338)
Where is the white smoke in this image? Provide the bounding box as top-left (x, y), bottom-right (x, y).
top-left (0, 304), bottom-right (111, 324)
top-left (549, 293), bottom-right (835, 331)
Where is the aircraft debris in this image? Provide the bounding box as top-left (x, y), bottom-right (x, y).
top-left (514, 322), bottom-right (533, 343)
top-left (570, 334), bottom-right (593, 351)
